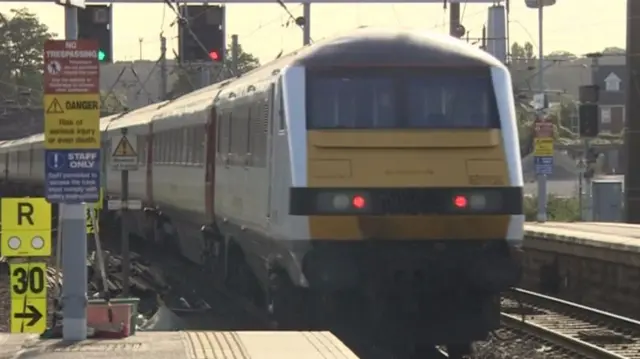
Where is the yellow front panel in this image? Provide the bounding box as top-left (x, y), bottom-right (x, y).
top-left (306, 130), bottom-right (512, 240)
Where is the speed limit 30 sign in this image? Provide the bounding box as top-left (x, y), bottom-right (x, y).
top-left (9, 262), bottom-right (47, 333)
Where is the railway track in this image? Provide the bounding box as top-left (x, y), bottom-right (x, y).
top-left (501, 288), bottom-right (640, 359)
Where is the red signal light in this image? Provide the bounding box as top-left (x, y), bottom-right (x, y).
top-left (453, 195), bottom-right (468, 208)
top-left (208, 51), bottom-right (220, 61)
top-left (352, 195), bottom-right (366, 209)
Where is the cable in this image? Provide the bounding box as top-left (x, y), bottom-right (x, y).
top-left (163, 0), bottom-right (220, 65)
top-left (160, 0), bottom-right (167, 34)
top-left (161, 0), bottom-right (239, 83)
top-left (275, 0), bottom-right (314, 43)
top-left (245, 9), bottom-right (299, 39)
top-left (460, 1), bottom-right (467, 22)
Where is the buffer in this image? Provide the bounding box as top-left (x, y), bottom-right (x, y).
top-left (46, 98), bottom-right (64, 114)
top-left (112, 136), bottom-right (137, 157)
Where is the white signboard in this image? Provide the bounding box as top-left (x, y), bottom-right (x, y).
top-left (107, 199), bottom-right (142, 211)
top-left (110, 134), bottom-right (139, 171)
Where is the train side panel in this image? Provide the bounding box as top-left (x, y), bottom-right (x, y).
top-left (150, 99), bottom-right (210, 264)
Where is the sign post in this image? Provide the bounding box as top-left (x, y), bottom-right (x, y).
top-left (44, 0), bottom-right (98, 341)
top-left (1, 198), bottom-right (52, 334)
top-left (533, 117), bottom-right (554, 176)
top-left (110, 127), bottom-right (138, 296)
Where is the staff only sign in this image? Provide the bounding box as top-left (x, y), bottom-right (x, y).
top-left (45, 150), bottom-right (101, 203)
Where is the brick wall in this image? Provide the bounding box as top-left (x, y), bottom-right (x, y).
top-left (521, 237), bottom-right (640, 320)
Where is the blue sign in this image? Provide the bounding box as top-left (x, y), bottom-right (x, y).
top-left (535, 155), bottom-right (554, 175)
top-left (45, 149), bottom-right (101, 203)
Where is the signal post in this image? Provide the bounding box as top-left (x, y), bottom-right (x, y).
top-left (43, 0), bottom-right (101, 341)
top-left (1, 198), bottom-right (52, 334)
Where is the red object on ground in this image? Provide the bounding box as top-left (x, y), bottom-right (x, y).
top-left (87, 302), bottom-right (133, 337)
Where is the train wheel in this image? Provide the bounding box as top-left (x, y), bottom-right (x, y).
top-left (224, 246), bottom-right (253, 296)
top-left (267, 270), bottom-right (305, 330)
top-left (410, 344), bottom-right (447, 359)
top-left (446, 343), bottom-right (473, 359)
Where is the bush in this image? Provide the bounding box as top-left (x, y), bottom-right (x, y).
top-left (524, 195), bottom-right (580, 222)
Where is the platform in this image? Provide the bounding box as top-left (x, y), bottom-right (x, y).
top-left (0, 331), bottom-right (358, 359)
top-left (522, 222), bottom-right (640, 320)
top-left (525, 222), bottom-right (640, 260)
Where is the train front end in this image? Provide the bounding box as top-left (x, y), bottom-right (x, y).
top-left (286, 31), bottom-right (523, 349)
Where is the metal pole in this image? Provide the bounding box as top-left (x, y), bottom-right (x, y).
top-left (120, 127), bottom-right (130, 297)
top-left (200, 65), bottom-right (211, 88)
top-left (625, 0), bottom-right (640, 223)
top-left (449, 2), bottom-right (460, 37)
top-left (231, 34), bottom-right (239, 75)
top-left (302, 3), bottom-right (311, 46)
top-left (583, 139), bottom-right (591, 220)
top-left (583, 56), bottom-right (599, 221)
top-left (62, 5), bottom-right (88, 341)
top-left (535, 1), bottom-right (547, 222)
top-left (578, 161), bottom-right (583, 219)
top-left (160, 35), bottom-right (167, 101)
top-left (54, 214), bottom-right (63, 297)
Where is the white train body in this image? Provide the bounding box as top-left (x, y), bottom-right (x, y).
top-left (0, 28), bottom-right (524, 350)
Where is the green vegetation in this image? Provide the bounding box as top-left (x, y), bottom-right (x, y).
top-left (524, 195), bottom-right (581, 222)
top-left (510, 42), bottom-right (626, 156)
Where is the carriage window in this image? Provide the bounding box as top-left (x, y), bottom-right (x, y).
top-left (185, 127), bottom-right (194, 164)
top-left (406, 71), bottom-right (499, 128)
top-left (160, 132), bottom-right (168, 163)
top-left (306, 68), bottom-right (499, 129)
top-left (307, 75), bottom-right (395, 129)
top-left (218, 112), bottom-right (231, 155)
top-left (277, 78), bottom-right (287, 131)
top-left (173, 130), bottom-right (182, 164)
top-left (194, 125), bottom-right (205, 165)
top-left (137, 135), bottom-right (146, 166)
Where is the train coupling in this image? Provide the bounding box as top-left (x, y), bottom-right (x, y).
top-left (144, 206), bottom-right (170, 224)
top-left (143, 206), bottom-right (159, 217)
top-left (200, 224), bottom-right (216, 237)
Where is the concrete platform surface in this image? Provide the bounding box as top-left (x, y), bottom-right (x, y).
top-left (525, 222), bottom-right (640, 253)
top-left (0, 331), bottom-right (358, 359)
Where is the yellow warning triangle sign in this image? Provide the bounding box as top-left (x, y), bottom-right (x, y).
top-left (46, 98), bottom-right (64, 114)
top-left (112, 136), bottom-right (136, 157)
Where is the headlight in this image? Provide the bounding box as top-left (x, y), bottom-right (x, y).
top-left (469, 194), bottom-right (487, 209)
top-left (331, 194), bottom-right (350, 210)
top-left (317, 192), bottom-right (371, 213)
top-left (451, 191), bottom-right (500, 211)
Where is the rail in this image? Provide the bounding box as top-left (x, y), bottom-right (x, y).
top-left (501, 288), bottom-right (640, 359)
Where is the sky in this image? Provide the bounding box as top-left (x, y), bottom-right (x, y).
top-left (0, 0), bottom-right (626, 63)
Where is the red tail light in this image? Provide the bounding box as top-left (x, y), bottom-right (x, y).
top-left (352, 195), bottom-right (366, 209)
top-left (453, 195), bottom-right (468, 208)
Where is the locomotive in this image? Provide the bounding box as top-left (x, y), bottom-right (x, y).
top-left (0, 28), bottom-right (524, 357)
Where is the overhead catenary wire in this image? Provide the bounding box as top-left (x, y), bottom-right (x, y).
top-left (275, 0), bottom-right (314, 44)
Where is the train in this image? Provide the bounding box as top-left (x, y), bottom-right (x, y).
top-left (0, 28), bottom-right (524, 358)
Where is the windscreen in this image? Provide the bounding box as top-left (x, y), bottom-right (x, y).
top-left (306, 68), bottom-right (500, 129)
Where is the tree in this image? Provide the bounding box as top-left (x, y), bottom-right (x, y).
top-left (0, 8), bottom-right (55, 106)
top-left (101, 90), bottom-right (128, 114)
top-left (510, 41), bottom-right (536, 65)
top-left (168, 44), bottom-right (261, 100)
top-left (230, 43), bottom-right (260, 76)
top-left (547, 50), bottom-right (577, 61)
top-left (602, 47), bottom-right (625, 55)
